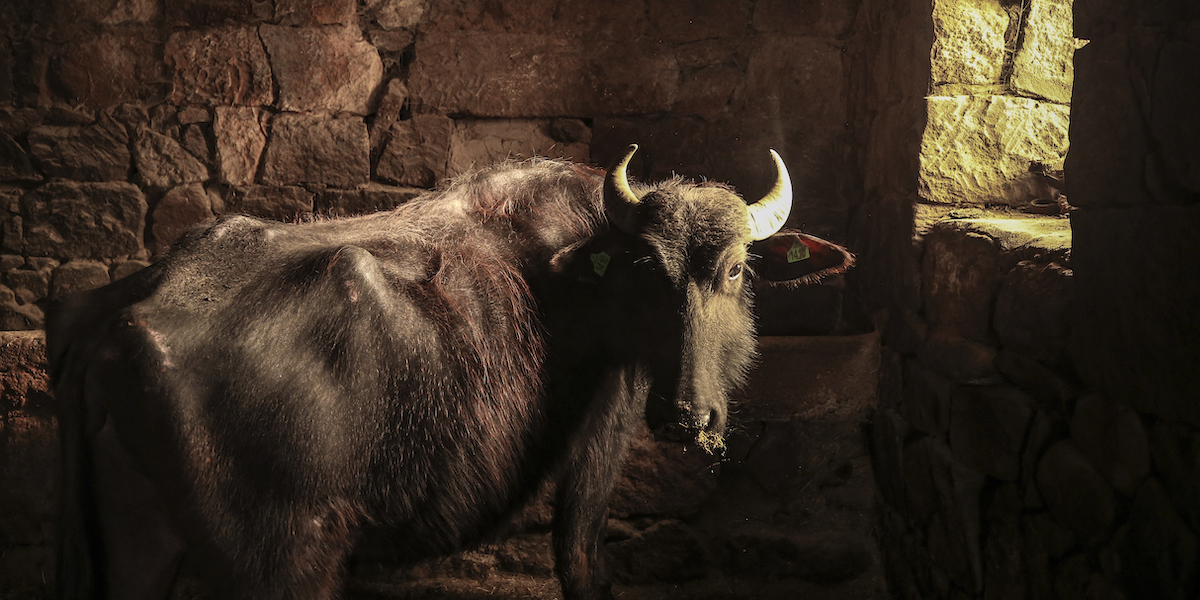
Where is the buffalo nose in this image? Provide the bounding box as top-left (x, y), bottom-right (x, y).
top-left (691, 410), bottom-right (712, 430)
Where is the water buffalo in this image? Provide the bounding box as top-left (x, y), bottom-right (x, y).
top-left (48, 145), bottom-right (853, 600)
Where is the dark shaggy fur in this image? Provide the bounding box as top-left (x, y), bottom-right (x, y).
top-left (48, 157), bottom-right (848, 600)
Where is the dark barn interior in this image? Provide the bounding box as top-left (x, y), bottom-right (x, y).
top-left (1, 0), bottom-right (1198, 598)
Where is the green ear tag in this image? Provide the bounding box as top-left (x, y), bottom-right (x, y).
top-left (786, 241), bottom-right (810, 263)
top-left (591, 252), bottom-right (611, 276)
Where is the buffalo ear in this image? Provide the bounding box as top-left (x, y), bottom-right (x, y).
top-left (549, 234), bottom-right (629, 284)
top-left (751, 230), bottom-right (855, 285)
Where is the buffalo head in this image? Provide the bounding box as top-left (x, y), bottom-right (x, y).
top-left (569, 145), bottom-right (855, 452)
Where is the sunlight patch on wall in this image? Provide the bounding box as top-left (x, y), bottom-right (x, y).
top-left (919, 0), bottom-right (1086, 212)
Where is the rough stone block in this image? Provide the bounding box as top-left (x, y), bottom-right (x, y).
top-left (1064, 38), bottom-right (1152, 207)
top-left (920, 95), bottom-right (1071, 207)
top-left (1070, 393), bottom-right (1150, 497)
top-left (1035, 440), bottom-right (1115, 544)
top-left (1070, 205), bottom-right (1200, 428)
top-left (0, 544), bottom-right (53, 595)
top-left (1021, 511), bottom-right (1075, 599)
top-left (930, 0), bottom-right (1008, 85)
top-left (260, 114), bottom-right (369, 189)
top-left (1052, 553), bottom-right (1097, 600)
top-left (946, 217), bottom-right (1072, 257)
top-left (722, 526), bottom-right (874, 583)
top-left (181, 125), bottom-right (211, 164)
top-left (213, 106), bottom-right (266, 186)
top-left (949, 385), bottom-right (1034, 481)
top-left (274, 0), bottom-right (356, 25)
top-left (1073, 0), bottom-right (1200, 39)
top-left (753, 0), bottom-right (859, 36)
top-left (0, 255), bottom-right (22, 272)
top-left (739, 418), bottom-right (866, 500)
top-left (448, 119), bottom-right (590, 177)
top-left (0, 301), bottom-right (43, 330)
top-left (900, 357), bottom-right (954, 435)
top-left (223, 186), bottom-right (314, 222)
top-left (920, 437), bottom-right (986, 593)
top-left (165, 27), bottom-right (274, 106)
top-left (2, 214), bottom-right (21, 254)
top-left (22, 182), bottom-right (146, 259)
top-left (152, 184), bottom-right (216, 254)
top-left (52, 30), bottom-right (163, 108)
top-left (27, 118), bottom-right (130, 182)
top-left (0, 43), bottom-right (9, 109)
top-left (259, 24), bottom-right (383, 115)
top-left (111, 260), bottom-right (150, 281)
top-left (982, 483), bottom-right (1026, 600)
top-left (608, 421), bottom-right (719, 518)
top-left (0, 109), bottom-right (42, 140)
top-left (753, 277), bottom-right (846, 336)
top-left (376, 115), bottom-right (452, 188)
top-left (1149, 23), bottom-right (1200, 198)
top-left (917, 333), bottom-right (1001, 384)
top-left (50, 0), bottom-right (157, 25)
top-left (672, 63), bottom-right (741, 122)
top-left (1010, 0), bottom-right (1081, 104)
top-left (607, 520), bottom-right (708, 584)
top-left (1149, 420), bottom-right (1200, 535)
top-left (870, 407), bottom-right (910, 512)
top-left (0, 131), bottom-right (40, 182)
top-left (50, 260), bottom-right (111, 298)
top-left (369, 79), bottom-right (408, 156)
top-left (26, 258), bottom-right (59, 272)
top-left (878, 504), bottom-right (929, 600)
top-left (315, 183), bottom-right (423, 218)
top-left (735, 331), bottom-right (880, 421)
top-left (409, 32), bottom-right (677, 118)
top-left (876, 347), bottom-right (904, 410)
top-left (5, 269), bottom-right (48, 303)
top-left (420, 0), bottom-right (644, 38)
top-left (178, 106), bottom-right (211, 125)
top-left (1115, 478), bottom-right (1199, 600)
top-left (364, 0), bottom-right (426, 30)
top-left (133, 128), bottom-right (208, 191)
top-left (165, 0), bottom-right (272, 27)
top-left (1020, 410), bottom-right (1065, 508)
top-left (647, 0), bottom-right (751, 43)
top-left (920, 224), bottom-right (1009, 343)
top-left (994, 260), bottom-right (1073, 366)
top-left (733, 35), bottom-right (848, 126)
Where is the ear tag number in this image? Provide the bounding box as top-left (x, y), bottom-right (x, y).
top-left (591, 252), bottom-right (611, 276)
top-left (786, 241), bottom-right (810, 263)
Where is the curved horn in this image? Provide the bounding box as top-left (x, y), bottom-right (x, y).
top-left (604, 144), bottom-right (641, 234)
top-left (745, 149), bottom-right (793, 241)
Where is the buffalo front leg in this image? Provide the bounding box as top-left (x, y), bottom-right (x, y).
top-left (551, 368), bottom-right (644, 600)
top-left (92, 419), bottom-right (187, 600)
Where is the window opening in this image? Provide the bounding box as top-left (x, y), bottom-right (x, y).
top-left (919, 0), bottom-right (1087, 226)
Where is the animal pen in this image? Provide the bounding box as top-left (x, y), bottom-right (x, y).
top-left (0, 0), bottom-right (1198, 599)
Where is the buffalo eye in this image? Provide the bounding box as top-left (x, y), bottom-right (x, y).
top-left (727, 262), bottom-right (743, 281)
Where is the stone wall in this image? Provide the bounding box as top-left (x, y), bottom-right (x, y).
top-left (920, 0), bottom-right (1079, 210)
top-left (0, 0), bottom-right (890, 597)
top-left (0, 0), bottom-right (864, 336)
top-left (853, 0), bottom-right (1200, 597)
